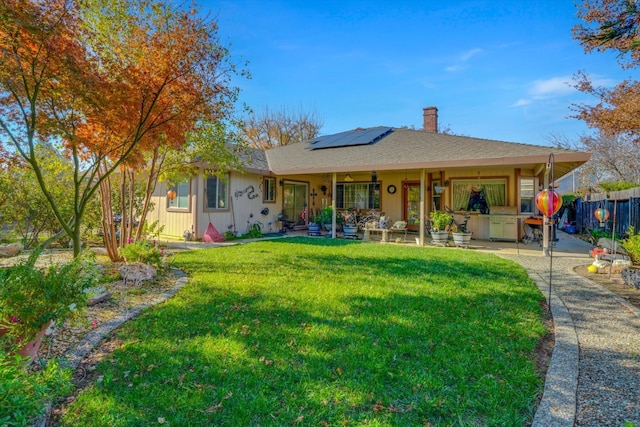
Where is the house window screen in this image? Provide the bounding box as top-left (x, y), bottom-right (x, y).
top-left (206, 176), bottom-right (228, 210)
top-left (336, 183), bottom-right (381, 209)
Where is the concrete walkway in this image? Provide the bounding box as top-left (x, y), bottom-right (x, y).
top-left (491, 233), bottom-right (640, 427)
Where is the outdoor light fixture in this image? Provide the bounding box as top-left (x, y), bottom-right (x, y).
top-left (167, 189), bottom-right (176, 200)
top-left (320, 185), bottom-right (327, 195)
top-left (371, 170), bottom-right (377, 183)
top-left (279, 179), bottom-right (284, 186)
top-left (344, 174), bottom-right (353, 182)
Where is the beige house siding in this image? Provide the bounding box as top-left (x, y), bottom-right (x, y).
top-left (202, 172), bottom-right (281, 237)
top-left (150, 172), bottom-right (283, 240)
top-left (150, 179), bottom-right (197, 240)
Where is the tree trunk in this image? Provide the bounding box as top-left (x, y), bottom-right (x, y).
top-left (134, 147), bottom-right (165, 242)
top-left (99, 163), bottom-right (120, 262)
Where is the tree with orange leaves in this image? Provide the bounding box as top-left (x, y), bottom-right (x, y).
top-left (572, 0), bottom-right (640, 143)
top-left (0, 0), bottom-right (247, 258)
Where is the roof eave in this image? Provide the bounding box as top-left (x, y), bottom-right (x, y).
top-left (269, 152), bottom-right (591, 176)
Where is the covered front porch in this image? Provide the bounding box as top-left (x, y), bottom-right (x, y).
top-left (275, 159), bottom-right (579, 251)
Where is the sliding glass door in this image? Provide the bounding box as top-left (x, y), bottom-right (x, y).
top-left (283, 181), bottom-right (308, 226)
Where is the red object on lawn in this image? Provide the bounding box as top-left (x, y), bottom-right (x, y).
top-left (202, 223), bottom-right (224, 243)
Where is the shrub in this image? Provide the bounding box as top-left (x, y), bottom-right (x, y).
top-left (118, 240), bottom-right (162, 267)
top-left (0, 249), bottom-right (99, 341)
top-left (589, 228), bottom-right (612, 242)
top-left (244, 222), bottom-right (263, 239)
top-left (622, 226), bottom-right (640, 265)
top-left (0, 352), bottom-right (73, 427)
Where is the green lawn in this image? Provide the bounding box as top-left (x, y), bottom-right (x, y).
top-left (59, 237), bottom-right (547, 426)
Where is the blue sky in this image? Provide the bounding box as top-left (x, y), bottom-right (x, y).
top-left (205, 0), bottom-right (632, 146)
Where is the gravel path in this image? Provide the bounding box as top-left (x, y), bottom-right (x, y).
top-left (501, 253), bottom-right (640, 427)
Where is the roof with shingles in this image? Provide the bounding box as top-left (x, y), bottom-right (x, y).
top-left (237, 145), bottom-right (270, 174)
top-left (263, 127), bottom-right (590, 177)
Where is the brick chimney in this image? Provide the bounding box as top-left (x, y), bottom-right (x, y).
top-left (423, 106), bottom-right (438, 133)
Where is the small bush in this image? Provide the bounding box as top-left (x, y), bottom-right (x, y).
top-left (0, 353), bottom-right (73, 426)
top-left (118, 240), bottom-right (162, 267)
top-left (589, 228), bottom-right (612, 242)
top-left (0, 249), bottom-right (99, 340)
top-left (622, 226), bottom-right (640, 265)
top-left (244, 222), bottom-right (263, 239)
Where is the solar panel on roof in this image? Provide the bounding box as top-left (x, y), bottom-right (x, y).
top-left (309, 127), bottom-right (393, 150)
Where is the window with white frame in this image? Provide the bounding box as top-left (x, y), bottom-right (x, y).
top-left (205, 175), bottom-right (228, 210)
top-left (167, 181), bottom-right (190, 210)
top-left (263, 177), bottom-right (276, 203)
top-left (519, 178), bottom-right (535, 214)
top-left (336, 183), bottom-right (381, 209)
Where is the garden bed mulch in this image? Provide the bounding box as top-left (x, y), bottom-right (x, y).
top-left (37, 267), bottom-right (181, 365)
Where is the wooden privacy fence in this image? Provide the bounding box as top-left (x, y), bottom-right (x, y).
top-left (576, 188), bottom-right (640, 237)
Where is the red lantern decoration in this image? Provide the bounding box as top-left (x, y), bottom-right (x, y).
top-left (535, 189), bottom-right (561, 217)
top-left (594, 207), bottom-right (610, 226)
top-left (167, 189), bottom-right (176, 200)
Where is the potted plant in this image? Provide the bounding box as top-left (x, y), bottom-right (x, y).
top-left (315, 206), bottom-right (343, 231)
top-left (342, 209), bottom-right (359, 239)
top-left (0, 249), bottom-right (100, 360)
top-left (452, 213), bottom-right (472, 248)
top-left (308, 218), bottom-right (322, 234)
top-left (429, 210), bottom-right (451, 246)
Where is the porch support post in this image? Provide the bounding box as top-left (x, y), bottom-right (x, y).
top-left (331, 173), bottom-right (337, 239)
top-left (419, 169), bottom-right (426, 246)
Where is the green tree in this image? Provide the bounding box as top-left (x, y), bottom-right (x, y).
top-left (1, 145), bottom-right (77, 248)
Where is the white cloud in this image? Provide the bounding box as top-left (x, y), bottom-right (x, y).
top-left (530, 76), bottom-right (575, 98)
top-left (445, 64), bottom-right (464, 72)
top-left (512, 75), bottom-right (578, 107)
top-left (445, 48), bottom-right (484, 72)
top-left (460, 48), bottom-right (483, 62)
top-left (513, 99), bottom-right (532, 107)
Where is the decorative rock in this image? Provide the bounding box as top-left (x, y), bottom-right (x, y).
top-left (119, 262), bottom-right (157, 285)
top-left (621, 267), bottom-right (640, 290)
top-left (0, 243), bottom-right (22, 258)
top-left (612, 258), bottom-right (633, 273)
top-left (592, 259), bottom-right (611, 274)
top-left (86, 287), bottom-right (112, 306)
